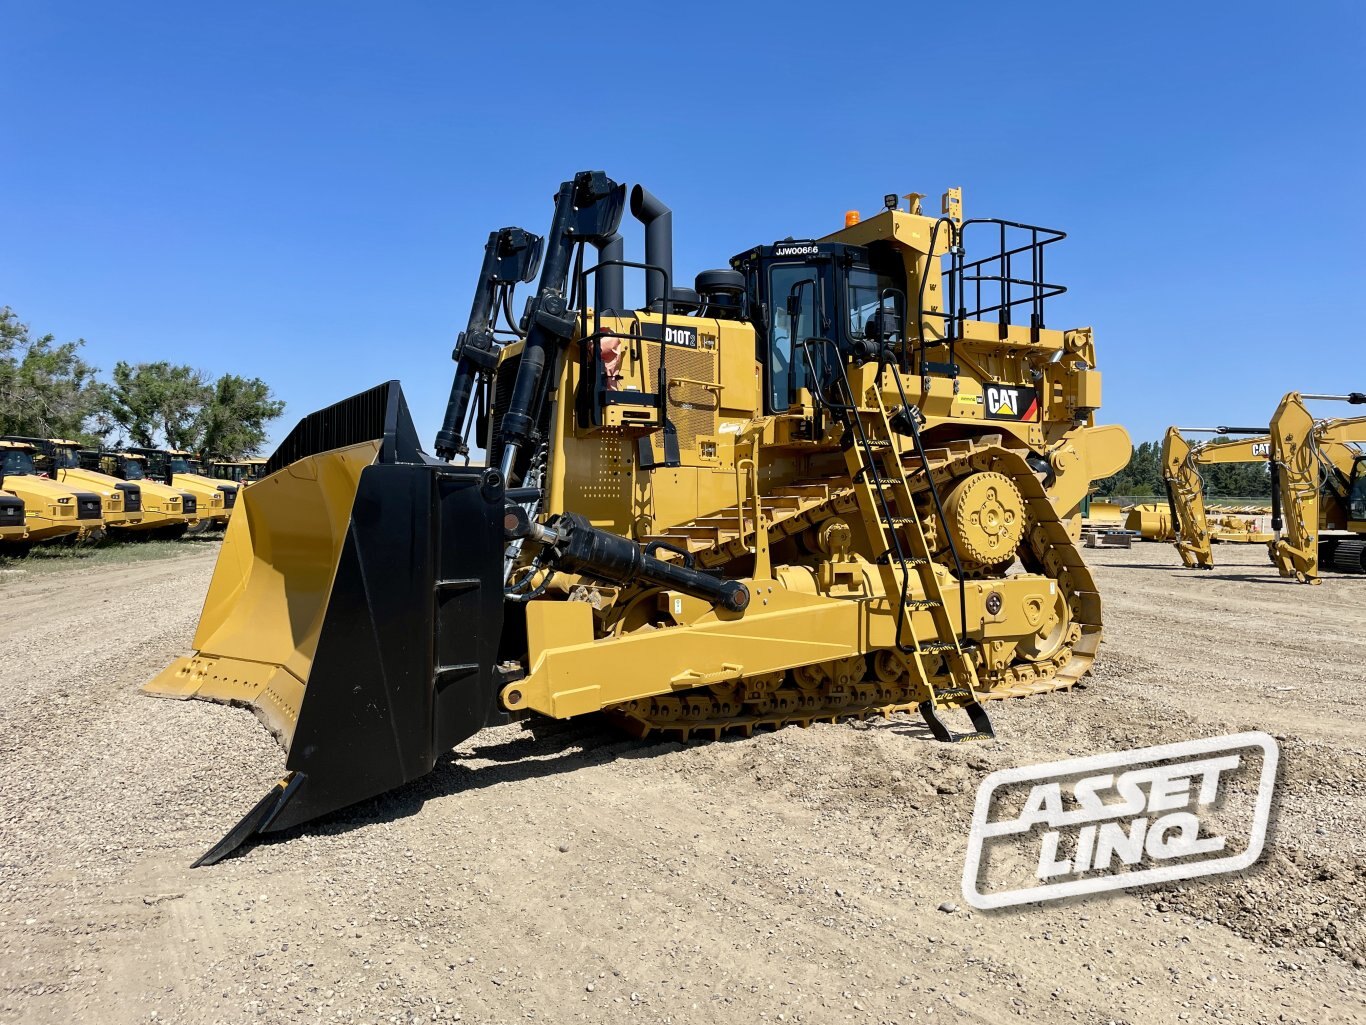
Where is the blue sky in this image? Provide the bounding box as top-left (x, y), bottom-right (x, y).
top-left (3, 1), bottom-right (1363, 452)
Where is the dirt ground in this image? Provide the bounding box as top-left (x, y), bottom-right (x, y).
top-left (2, 541), bottom-right (1364, 1025)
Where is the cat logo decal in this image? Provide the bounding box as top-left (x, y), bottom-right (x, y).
top-left (985, 385), bottom-right (1039, 421)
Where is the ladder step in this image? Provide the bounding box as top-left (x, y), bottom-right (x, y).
top-left (932, 688), bottom-right (974, 702)
top-left (876, 551), bottom-right (928, 565)
top-left (903, 599), bottom-right (940, 611)
top-left (918, 699), bottom-right (996, 744)
top-left (917, 641), bottom-right (958, 654)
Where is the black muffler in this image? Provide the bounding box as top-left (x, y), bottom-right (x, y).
top-left (630, 184), bottom-right (673, 309)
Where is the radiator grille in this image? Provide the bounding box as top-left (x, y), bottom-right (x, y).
top-left (644, 342), bottom-right (717, 456)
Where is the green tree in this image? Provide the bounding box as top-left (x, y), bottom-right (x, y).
top-left (100, 362), bottom-right (285, 457)
top-left (102, 361), bottom-right (210, 448)
top-left (1095, 439), bottom-right (1163, 497)
top-left (0, 307), bottom-right (105, 441)
top-left (196, 374), bottom-right (286, 458)
top-left (1093, 436), bottom-right (1272, 499)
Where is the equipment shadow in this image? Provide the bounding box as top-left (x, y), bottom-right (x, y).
top-left (1203, 573), bottom-right (1297, 585)
top-left (246, 712), bottom-right (938, 855)
top-left (1108, 561), bottom-right (1291, 584)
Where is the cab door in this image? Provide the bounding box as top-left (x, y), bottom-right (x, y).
top-left (743, 249), bottom-right (835, 414)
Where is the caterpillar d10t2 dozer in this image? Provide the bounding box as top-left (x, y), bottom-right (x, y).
top-left (1267, 391), bottom-right (1366, 582)
top-left (1161, 426), bottom-right (1273, 569)
top-left (145, 172), bottom-right (1131, 865)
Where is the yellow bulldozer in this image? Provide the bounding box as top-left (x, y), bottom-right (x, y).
top-left (145, 173), bottom-right (1130, 864)
top-left (1266, 391), bottom-right (1366, 582)
top-left (1161, 427), bottom-right (1274, 568)
top-left (0, 439), bottom-right (105, 546)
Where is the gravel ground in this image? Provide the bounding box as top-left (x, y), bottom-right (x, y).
top-left (1, 541), bottom-right (1364, 1024)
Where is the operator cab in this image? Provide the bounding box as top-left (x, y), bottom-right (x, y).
top-left (0, 435), bottom-right (61, 475)
top-left (0, 443), bottom-right (38, 478)
top-left (112, 454), bottom-right (146, 480)
top-left (1348, 455), bottom-right (1366, 526)
top-left (167, 451), bottom-right (213, 478)
top-left (731, 240), bottom-right (906, 415)
top-left (127, 447), bottom-right (171, 484)
top-left (50, 442), bottom-right (81, 471)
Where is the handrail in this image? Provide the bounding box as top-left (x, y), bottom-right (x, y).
top-left (917, 216), bottom-right (1067, 359)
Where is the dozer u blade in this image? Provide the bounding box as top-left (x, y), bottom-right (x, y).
top-left (144, 382), bottom-right (508, 865)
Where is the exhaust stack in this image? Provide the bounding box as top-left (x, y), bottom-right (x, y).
top-left (591, 232), bottom-right (625, 312)
top-left (630, 185), bottom-right (672, 309)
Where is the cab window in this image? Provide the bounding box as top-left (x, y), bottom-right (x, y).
top-left (1, 449), bottom-right (35, 476)
top-left (847, 266), bottom-right (903, 343)
top-left (1349, 456), bottom-right (1366, 523)
top-left (122, 459), bottom-right (145, 480)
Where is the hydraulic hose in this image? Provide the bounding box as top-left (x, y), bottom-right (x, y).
top-left (497, 172), bottom-right (625, 483)
top-left (505, 508), bottom-right (749, 613)
top-left (436, 226), bottom-right (543, 461)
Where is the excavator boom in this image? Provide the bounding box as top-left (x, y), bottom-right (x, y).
top-left (1268, 391), bottom-right (1366, 582)
top-left (1161, 427), bottom-right (1272, 569)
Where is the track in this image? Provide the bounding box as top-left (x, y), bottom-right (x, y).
top-left (610, 437), bottom-right (1099, 739)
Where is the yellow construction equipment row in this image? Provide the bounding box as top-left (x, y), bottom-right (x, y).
top-left (1158, 390), bottom-right (1366, 582)
top-left (0, 437), bottom-right (262, 552)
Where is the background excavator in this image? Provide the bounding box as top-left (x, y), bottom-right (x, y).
top-left (1266, 391), bottom-right (1366, 582)
top-left (144, 172), bottom-right (1130, 865)
top-left (1161, 427), bottom-right (1273, 569)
